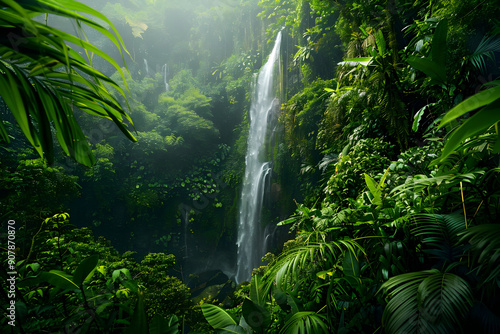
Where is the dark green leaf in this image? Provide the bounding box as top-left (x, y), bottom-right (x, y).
top-left (242, 298), bottom-right (271, 332)
top-left (72, 254), bottom-right (99, 287)
top-left (126, 292), bottom-right (148, 334)
top-left (42, 270), bottom-right (78, 290)
top-left (432, 19), bottom-right (448, 67)
top-left (440, 83), bottom-right (500, 128)
top-left (201, 304), bottom-right (237, 329)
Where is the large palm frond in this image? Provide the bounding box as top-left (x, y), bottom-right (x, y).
top-left (0, 0), bottom-right (135, 166)
top-left (411, 213), bottom-right (467, 263)
top-left (460, 224), bottom-right (500, 284)
top-left (380, 269), bottom-right (473, 334)
top-left (279, 311), bottom-right (329, 334)
top-left (467, 35), bottom-right (500, 75)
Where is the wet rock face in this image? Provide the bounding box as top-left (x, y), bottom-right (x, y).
top-left (271, 182), bottom-right (281, 203)
top-left (188, 269), bottom-right (230, 297)
top-left (188, 269), bottom-right (237, 305)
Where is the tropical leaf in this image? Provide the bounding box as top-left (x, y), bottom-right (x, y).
top-left (342, 249), bottom-right (360, 278)
top-left (201, 304), bottom-right (237, 329)
top-left (250, 274), bottom-right (266, 307)
top-left (374, 30), bottom-right (386, 56)
top-left (407, 56), bottom-right (446, 84)
top-left (440, 82), bottom-right (500, 128)
top-left (41, 270), bottom-right (79, 290)
top-left (381, 269), bottom-right (473, 334)
top-left (406, 19), bottom-right (448, 86)
top-left (391, 171), bottom-right (486, 197)
top-left (242, 298), bottom-right (271, 332)
top-left (460, 224), bottom-right (500, 263)
top-left (263, 240), bottom-right (363, 291)
top-left (0, 0), bottom-right (136, 166)
top-left (411, 213), bottom-right (466, 262)
top-left (218, 325), bottom-right (248, 334)
top-left (364, 167), bottom-right (390, 206)
top-left (72, 254), bottom-right (99, 287)
top-left (412, 105), bottom-right (427, 132)
top-left (126, 291), bottom-right (148, 334)
top-left (439, 99), bottom-right (500, 160)
top-left (279, 312), bottom-right (329, 334)
top-left (150, 314), bottom-right (180, 334)
top-left (431, 19), bottom-right (448, 68)
top-left (460, 224), bottom-right (500, 283)
top-left (338, 57), bottom-right (373, 67)
top-left (467, 35), bottom-right (500, 75)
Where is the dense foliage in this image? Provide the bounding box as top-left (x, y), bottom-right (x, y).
top-left (1, 0), bottom-right (500, 333)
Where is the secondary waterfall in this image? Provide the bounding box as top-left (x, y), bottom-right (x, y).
top-left (144, 59), bottom-right (149, 76)
top-left (161, 64), bottom-right (169, 92)
top-left (235, 31), bottom-right (282, 283)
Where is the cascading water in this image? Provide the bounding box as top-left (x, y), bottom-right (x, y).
top-left (235, 31), bottom-right (282, 284)
top-left (144, 59), bottom-right (149, 76)
top-left (161, 64), bottom-right (169, 92)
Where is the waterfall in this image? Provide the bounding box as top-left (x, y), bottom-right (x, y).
top-left (144, 58), bottom-right (149, 76)
top-left (235, 31), bottom-right (282, 283)
top-left (161, 64), bottom-right (169, 92)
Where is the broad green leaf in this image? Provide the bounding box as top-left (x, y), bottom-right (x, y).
top-left (412, 105), bottom-right (427, 132)
top-left (379, 167), bottom-right (390, 189)
top-left (280, 312), bottom-right (329, 334)
top-left (0, 63), bottom-right (41, 154)
top-left (96, 301), bottom-right (113, 314)
top-left (112, 268), bottom-right (132, 283)
top-left (316, 270), bottom-right (334, 280)
top-left (338, 57), bottom-right (373, 67)
top-left (126, 292), bottom-right (148, 334)
top-left (273, 287), bottom-right (290, 312)
top-left (218, 325), bottom-right (247, 334)
top-left (375, 30), bottom-right (386, 56)
top-left (201, 304), bottom-right (237, 329)
top-left (150, 314), bottom-right (180, 334)
top-left (407, 56), bottom-right (446, 84)
top-left (250, 274), bottom-right (266, 306)
top-left (440, 99), bottom-right (500, 160)
top-left (343, 250), bottom-right (360, 278)
top-left (278, 217), bottom-right (297, 226)
top-left (0, 0), bottom-right (135, 166)
top-left (17, 275), bottom-right (46, 288)
top-left (432, 19), bottom-right (448, 68)
top-left (364, 173), bottom-right (378, 196)
top-left (242, 298), bottom-right (271, 332)
top-left (439, 83), bottom-right (500, 128)
top-left (42, 270), bottom-right (79, 290)
top-left (72, 254), bottom-right (99, 287)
